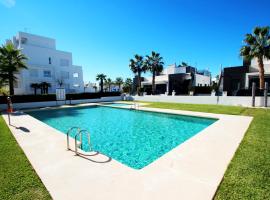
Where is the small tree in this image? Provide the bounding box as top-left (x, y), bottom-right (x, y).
top-left (57, 79), bottom-right (64, 88)
top-left (181, 62), bottom-right (188, 67)
top-left (30, 83), bottom-right (40, 95)
top-left (40, 82), bottom-right (51, 94)
top-left (122, 78), bottom-right (133, 94)
top-left (0, 43), bottom-right (27, 95)
top-left (115, 77), bottom-right (123, 92)
top-left (105, 78), bottom-right (113, 92)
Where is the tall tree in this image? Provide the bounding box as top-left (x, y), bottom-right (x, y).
top-left (115, 77), bottom-right (123, 91)
top-left (96, 73), bottom-right (106, 93)
top-left (0, 43), bottom-right (27, 95)
top-left (240, 26), bottom-right (270, 89)
top-left (105, 78), bottom-right (113, 92)
top-left (144, 51), bottom-right (164, 94)
top-left (129, 54), bottom-right (147, 95)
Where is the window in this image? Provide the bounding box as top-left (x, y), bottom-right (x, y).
top-left (73, 72), bottom-right (79, 78)
top-left (61, 71), bottom-right (69, 79)
top-left (60, 59), bottom-right (69, 66)
top-left (29, 69), bottom-right (38, 77)
top-left (21, 37), bottom-right (27, 44)
top-left (49, 57), bottom-right (52, 64)
top-left (43, 70), bottom-right (51, 77)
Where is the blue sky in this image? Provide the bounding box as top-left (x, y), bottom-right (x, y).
top-left (0, 0), bottom-right (269, 82)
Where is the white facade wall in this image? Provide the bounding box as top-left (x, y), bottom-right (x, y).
top-left (142, 64), bottom-right (210, 87)
top-left (194, 74), bottom-right (211, 86)
top-left (250, 58), bottom-right (270, 73)
top-left (10, 32), bottom-right (84, 94)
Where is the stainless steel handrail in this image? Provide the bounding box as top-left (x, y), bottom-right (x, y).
top-left (130, 103), bottom-right (139, 110)
top-left (75, 130), bottom-right (91, 155)
top-left (66, 127), bottom-right (80, 150)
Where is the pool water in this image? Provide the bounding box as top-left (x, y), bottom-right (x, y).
top-left (103, 103), bottom-right (131, 107)
top-left (27, 106), bottom-right (216, 169)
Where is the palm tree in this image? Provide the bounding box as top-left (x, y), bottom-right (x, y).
top-left (115, 77), bottom-right (123, 92)
top-left (40, 82), bottom-right (51, 94)
top-left (240, 26), bottom-right (270, 89)
top-left (144, 51), bottom-right (164, 94)
top-left (129, 54), bottom-right (147, 95)
top-left (123, 78), bottom-right (133, 94)
top-left (96, 73), bottom-right (106, 93)
top-left (30, 83), bottom-right (40, 95)
top-left (0, 43), bottom-right (27, 95)
top-left (105, 78), bottom-right (113, 92)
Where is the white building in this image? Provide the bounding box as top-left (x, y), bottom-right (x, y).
top-left (141, 64), bottom-right (211, 94)
top-left (7, 32), bottom-right (84, 95)
top-left (245, 58), bottom-right (270, 88)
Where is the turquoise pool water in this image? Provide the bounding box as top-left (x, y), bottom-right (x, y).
top-left (27, 106), bottom-right (216, 169)
top-left (103, 103), bottom-right (130, 107)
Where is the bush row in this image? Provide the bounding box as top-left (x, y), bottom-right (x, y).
top-left (0, 92), bottom-right (121, 104)
top-left (194, 86), bottom-right (212, 94)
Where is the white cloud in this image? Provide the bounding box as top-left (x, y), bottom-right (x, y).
top-left (0, 0), bottom-right (16, 8)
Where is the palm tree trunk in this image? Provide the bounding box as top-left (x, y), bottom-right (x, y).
top-left (137, 72), bottom-right (141, 95)
top-left (258, 57), bottom-right (265, 89)
top-left (101, 80), bottom-right (103, 93)
top-left (8, 72), bottom-right (14, 95)
top-left (152, 71), bottom-right (156, 95)
top-left (34, 88), bottom-right (37, 95)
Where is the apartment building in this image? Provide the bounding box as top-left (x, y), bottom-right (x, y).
top-left (7, 32), bottom-right (84, 94)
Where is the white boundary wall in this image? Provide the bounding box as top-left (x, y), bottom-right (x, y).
top-left (0, 96), bottom-right (122, 110)
top-left (131, 95), bottom-right (269, 107)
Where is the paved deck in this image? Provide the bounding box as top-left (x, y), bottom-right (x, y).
top-left (2, 104), bottom-right (252, 200)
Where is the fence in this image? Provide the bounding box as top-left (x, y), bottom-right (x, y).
top-left (130, 95), bottom-right (269, 107)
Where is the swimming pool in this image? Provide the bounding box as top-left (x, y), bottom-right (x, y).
top-left (27, 106), bottom-right (216, 169)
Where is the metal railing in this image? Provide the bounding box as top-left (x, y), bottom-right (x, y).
top-left (75, 130), bottom-right (91, 155)
top-left (66, 127), bottom-right (80, 150)
top-left (130, 103), bottom-right (140, 110)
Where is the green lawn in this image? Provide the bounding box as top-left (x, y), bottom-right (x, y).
top-left (142, 102), bottom-right (270, 200)
top-left (1, 102), bottom-right (269, 199)
top-left (0, 116), bottom-right (51, 200)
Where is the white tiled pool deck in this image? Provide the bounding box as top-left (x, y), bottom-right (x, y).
top-left (2, 103), bottom-right (253, 200)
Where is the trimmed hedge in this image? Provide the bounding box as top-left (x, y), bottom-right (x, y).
top-left (0, 92), bottom-right (121, 104)
top-left (236, 89), bottom-right (265, 96)
top-left (66, 92), bottom-right (121, 100)
top-left (0, 94), bottom-right (56, 104)
top-left (194, 86), bottom-right (212, 94)
top-left (66, 93), bottom-right (101, 100)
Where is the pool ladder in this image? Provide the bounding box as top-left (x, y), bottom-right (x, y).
top-left (66, 127), bottom-right (91, 155)
top-left (130, 103), bottom-right (140, 110)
